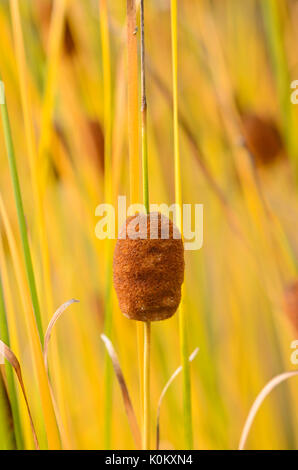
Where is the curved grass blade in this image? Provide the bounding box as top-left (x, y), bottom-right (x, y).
top-left (239, 371), bottom-right (298, 450)
top-left (156, 348), bottom-right (199, 450)
top-left (43, 299), bottom-right (79, 449)
top-left (0, 82), bottom-right (61, 449)
top-left (0, 273), bottom-right (24, 448)
top-left (0, 340), bottom-right (39, 449)
top-left (43, 299), bottom-right (79, 372)
top-left (101, 334), bottom-right (142, 449)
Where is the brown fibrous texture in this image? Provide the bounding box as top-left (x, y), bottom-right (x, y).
top-left (283, 281), bottom-right (298, 333)
top-left (241, 113), bottom-right (283, 167)
top-left (113, 212), bottom-right (184, 322)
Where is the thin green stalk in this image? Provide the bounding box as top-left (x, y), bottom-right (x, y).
top-left (170, 0), bottom-right (193, 449)
top-left (140, 0), bottom-right (149, 214)
top-left (0, 274), bottom-right (24, 448)
top-left (1, 79), bottom-right (61, 450)
top-left (143, 320), bottom-right (150, 450)
top-left (126, 0), bottom-right (144, 434)
top-left (140, 0), bottom-right (150, 450)
top-left (99, 0), bottom-right (113, 450)
top-left (0, 375), bottom-right (14, 450)
top-left (0, 76), bottom-right (43, 345)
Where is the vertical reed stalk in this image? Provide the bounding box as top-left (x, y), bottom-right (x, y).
top-left (126, 0), bottom-right (144, 431)
top-left (99, 0), bottom-right (114, 450)
top-left (140, 0), bottom-right (151, 450)
top-left (9, 0), bottom-right (54, 324)
top-left (140, 0), bottom-right (149, 214)
top-left (0, 94), bottom-right (61, 449)
top-left (143, 320), bottom-right (151, 450)
top-left (0, 275), bottom-right (23, 448)
top-left (9, 4), bottom-right (71, 444)
top-left (0, 77), bottom-right (43, 344)
top-left (0, 232), bottom-right (34, 448)
top-left (170, 0), bottom-right (193, 449)
top-left (127, 0), bottom-right (140, 206)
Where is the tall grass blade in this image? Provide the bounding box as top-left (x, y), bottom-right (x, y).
top-left (239, 371), bottom-right (298, 450)
top-left (170, 0), bottom-right (193, 449)
top-left (99, 0), bottom-right (114, 450)
top-left (43, 299), bottom-right (79, 372)
top-left (0, 340), bottom-right (39, 449)
top-left (126, 0), bottom-right (144, 431)
top-left (0, 274), bottom-right (24, 448)
top-left (0, 90), bottom-right (61, 449)
top-left (156, 348), bottom-right (199, 450)
top-left (0, 75), bottom-right (43, 342)
top-left (101, 334), bottom-right (142, 449)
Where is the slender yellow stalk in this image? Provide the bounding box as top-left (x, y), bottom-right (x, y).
top-left (99, 0), bottom-right (114, 450)
top-left (143, 321), bottom-right (150, 450)
top-left (38, 0), bottom-right (68, 187)
top-left (140, 0), bottom-right (150, 450)
top-left (127, 0), bottom-right (140, 206)
top-left (9, 0), bottom-right (40, 217)
top-left (9, 1), bottom-right (71, 447)
top-left (126, 0), bottom-right (143, 430)
top-left (0, 235), bottom-right (33, 449)
top-left (9, 0), bottom-right (53, 322)
top-left (0, 103), bottom-right (61, 449)
top-left (170, 0), bottom-right (193, 449)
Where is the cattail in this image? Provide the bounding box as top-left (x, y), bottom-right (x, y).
top-left (283, 281), bottom-right (298, 333)
top-left (241, 112), bottom-right (283, 167)
top-left (113, 212), bottom-right (184, 322)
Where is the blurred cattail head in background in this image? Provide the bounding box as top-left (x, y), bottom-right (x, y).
top-left (240, 112), bottom-right (284, 167)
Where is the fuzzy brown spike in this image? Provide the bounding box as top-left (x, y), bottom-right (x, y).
top-left (113, 212), bottom-right (184, 322)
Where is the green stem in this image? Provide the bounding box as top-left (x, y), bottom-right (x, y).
top-left (99, 0), bottom-right (113, 450)
top-left (140, 0), bottom-right (151, 450)
top-left (143, 320), bottom-right (151, 450)
top-left (0, 77), bottom-right (44, 345)
top-left (0, 274), bottom-right (24, 448)
top-left (140, 0), bottom-right (149, 214)
top-left (170, 0), bottom-right (193, 449)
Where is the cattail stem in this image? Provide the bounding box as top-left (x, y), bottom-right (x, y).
top-left (140, 0), bottom-right (150, 450)
top-left (170, 0), bottom-right (193, 449)
top-left (0, 77), bottom-right (61, 450)
top-left (99, 0), bottom-right (114, 450)
top-left (143, 320), bottom-right (151, 450)
top-left (140, 0), bottom-right (149, 214)
top-left (0, 274), bottom-right (23, 448)
top-left (126, 0), bottom-right (144, 435)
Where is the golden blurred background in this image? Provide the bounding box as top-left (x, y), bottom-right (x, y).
top-left (0, 0), bottom-right (297, 450)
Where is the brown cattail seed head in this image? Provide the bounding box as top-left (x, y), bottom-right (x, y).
top-left (241, 113), bottom-right (283, 167)
top-left (113, 212), bottom-right (184, 322)
top-left (283, 281), bottom-right (298, 333)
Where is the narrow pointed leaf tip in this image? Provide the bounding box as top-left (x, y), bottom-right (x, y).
top-left (101, 334), bottom-right (142, 449)
top-left (156, 347), bottom-right (199, 450)
top-left (0, 339), bottom-right (39, 449)
top-left (43, 298), bottom-right (79, 371)
top-left (239, 371), bottom-right (298, 450)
